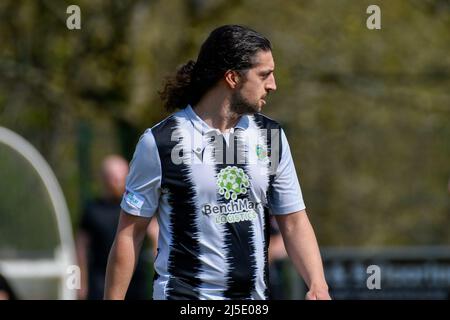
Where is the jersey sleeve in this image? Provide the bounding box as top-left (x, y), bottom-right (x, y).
top-left (120, 129), bottom-right (161, 218)
top-left (268, 129), bottom-right (306, 215)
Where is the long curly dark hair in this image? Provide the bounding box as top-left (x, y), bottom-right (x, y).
top-left (159, 25), bottom-right (272, 112)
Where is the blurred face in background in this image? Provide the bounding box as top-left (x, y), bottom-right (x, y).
top-left (101, 155), bottom-right (129, 200)
top-left (231, 50), bottom-right (277, 115)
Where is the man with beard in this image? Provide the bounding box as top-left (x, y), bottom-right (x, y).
top-left (105, 25), bottom-right (330, 300)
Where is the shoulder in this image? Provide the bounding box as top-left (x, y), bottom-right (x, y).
top-left (250, 113), bottom-right (282, 130)
top-left (135, 113), bottom-right (179, 149)
top-left (148, 109), bottom-right (192, 151)
top-left (151, 108), bottom-right (189, 137)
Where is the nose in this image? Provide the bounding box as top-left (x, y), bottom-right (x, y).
top-left (266, 74), bottom-right (277, 92)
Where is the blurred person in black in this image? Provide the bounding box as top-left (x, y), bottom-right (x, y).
top-left (0, 273), bottom-right (18, 300)
top-left (75, 155), bottom-right (153, 300)
top-left (268, 217), bottom-right (289, 299)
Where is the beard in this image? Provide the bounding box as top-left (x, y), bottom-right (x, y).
top-left (230, 89), bottom-right (260, 116)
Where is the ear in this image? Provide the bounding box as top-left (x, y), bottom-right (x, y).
top-left (224, 70), bottom-right (241, 89)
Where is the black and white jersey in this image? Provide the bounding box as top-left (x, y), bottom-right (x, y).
top-left (121, 105), bottom-right (305, 300)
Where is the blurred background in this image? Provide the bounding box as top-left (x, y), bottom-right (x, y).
top-left (0, 0), bottom-right (449, 299)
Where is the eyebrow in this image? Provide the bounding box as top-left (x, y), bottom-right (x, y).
top-left (259, 69), bottom-right (274, 76)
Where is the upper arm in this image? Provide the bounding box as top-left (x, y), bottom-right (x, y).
top-left (116, 209), bottom-right (152, 241)
top-left (275, 209), bottom-right (307, 234)
top-left (120, 129), bottom-right (162, 218)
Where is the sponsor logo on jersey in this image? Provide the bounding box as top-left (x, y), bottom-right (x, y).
top-left (202, 166), bottom-right (261, 224)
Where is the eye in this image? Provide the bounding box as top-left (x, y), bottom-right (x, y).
top-left (260, 71), bottom-right (273, 80)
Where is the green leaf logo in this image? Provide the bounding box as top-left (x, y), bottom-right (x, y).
top-left (217, 166), bottom-right (250, 200)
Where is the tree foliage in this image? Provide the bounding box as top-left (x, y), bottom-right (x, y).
top-left (0, 0), bottom-right (449, 245)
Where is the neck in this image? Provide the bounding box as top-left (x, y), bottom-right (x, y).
top-left (193, 88), bottom-right (240, 133)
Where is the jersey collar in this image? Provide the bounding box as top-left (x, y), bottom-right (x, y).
top-left (184, 104), bottom-right (249, 135)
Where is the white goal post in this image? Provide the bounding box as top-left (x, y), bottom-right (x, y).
top-left (0, 126), bottom-right (76, 300)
